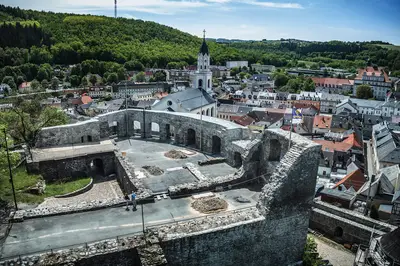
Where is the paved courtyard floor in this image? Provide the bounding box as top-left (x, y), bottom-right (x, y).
top-left (116, 138), bottom-right (238, 193)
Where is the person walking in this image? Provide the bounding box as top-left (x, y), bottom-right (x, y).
top-left (131, 192), bottom-right (137, 211)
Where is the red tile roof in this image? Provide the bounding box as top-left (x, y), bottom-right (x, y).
top-left (81, 94), bottom-right (93, 104)
top-left (343, 133), bottom-right (362, 149)
top-left (313, 115), bottom-right (332, 129)
top-left (311, 77), bottom-right (352, 86)
top-left (313, 139), bottom-right (353, 153)
top-left (334, 169), bottom-right (366, 191)
top-left (233, 115), bottom-right (255, 126)
top-left (355, 67), bottom-right (389, 82)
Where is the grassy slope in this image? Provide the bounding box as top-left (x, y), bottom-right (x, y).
top-left (376, 44), bottom-right (400, 51)
top-left (0, 167), bottom-right (91, 204)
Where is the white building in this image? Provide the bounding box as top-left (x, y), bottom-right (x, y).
top-left (226, 61), bottom-right (248, 69)
top-left (353, 67), bottom-right (392, 100)
top-left (152, 32), bottom-right (217, 117)
top-left (191, 31), bottom-right (212, 93)
top-left (251, 64), bottom-right (276, 73)
top-left (336, 98), bottom-right (384, 116)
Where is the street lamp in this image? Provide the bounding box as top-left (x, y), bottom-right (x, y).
top-left (3, 128), bottom-right (18, 210)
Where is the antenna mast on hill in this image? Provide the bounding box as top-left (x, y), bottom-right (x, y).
top-left (114, 0), bottom-right (117, 18)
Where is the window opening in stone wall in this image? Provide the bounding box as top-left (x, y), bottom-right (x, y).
top-left (268, 139), bottom-right (281, 161)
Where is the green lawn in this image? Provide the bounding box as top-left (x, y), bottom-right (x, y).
top-left (0, 167), bottom-right (91, 204)
top-left (376, 44), bottom-right (400, 51)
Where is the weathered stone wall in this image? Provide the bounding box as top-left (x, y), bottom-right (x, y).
top-left (36, 120), bottom-right (101, 148)
top-left (29, 152), bottom-right (116, 181)
top-left (35, 110), bottom-right (250, 159)
top-left (309, 200), bottom-right (397, 245)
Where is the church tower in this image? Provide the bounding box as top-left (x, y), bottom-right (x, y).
top-left (192, 30), bottom-right (212, 92)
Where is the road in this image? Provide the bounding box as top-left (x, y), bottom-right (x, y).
top-left (1, 188), bottom-right (259, 259)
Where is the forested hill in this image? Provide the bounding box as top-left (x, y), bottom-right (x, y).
top-left (0, 4), bottom-right (400, 78)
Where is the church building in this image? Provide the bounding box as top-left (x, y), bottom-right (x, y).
top-left (152, 31), bottom-right (216, 117)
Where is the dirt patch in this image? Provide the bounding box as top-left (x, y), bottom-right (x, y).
top-left (142, 165), bottom-right (164, 176)
top-left (164, 149), bottom-right (188, 159)
top-left (191, 197), bottom-right (228, 214)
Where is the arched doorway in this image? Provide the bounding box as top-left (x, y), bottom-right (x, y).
top-left (207, 79), bottom-right (210, 88)
top-left (334, 226), bottom-right (343, 237)
top-left (165, 124), bottom-right (171, 140)
top-left (212, 136), bottom-right (221, 154)
top-left (206, 109), bottom-right (209, 116)
top-left (268, 139), bottom-right (281, 161)
top-left (211, 107), bottom-right (214, 117)
top-left (133, 121), bottom-right (141, 136)
top-left (234, 152), bottom-right (242, 168)
top-left (90, 158), bottom-right (104, 176)
top-left (187, 128), bottom-right (196, 146)
top-left (87, 135), bottom-right (92, 142)
top-left (198, 79), bottom-right (203, 88)
top-left (151, 122), bottom-right (160, 138)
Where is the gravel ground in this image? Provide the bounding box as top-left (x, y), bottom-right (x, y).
top-left (314, 236), bottom-right (355, 266)
top-left (191, 197), bottom-right (228, 214)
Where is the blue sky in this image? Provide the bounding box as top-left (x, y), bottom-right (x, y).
top-left (3, 0), bottom-right (400, 44)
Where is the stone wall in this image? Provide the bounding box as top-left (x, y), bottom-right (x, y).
top-left (27, 152), bottom-right (116, 181)
top-left (309, 200), bottom-right (397, 245)
top-left (35, 110), bottom-right (250, 158)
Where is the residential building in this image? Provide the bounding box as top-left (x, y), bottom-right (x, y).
top-left (112, 81), bottom-right (167, 99)
top-left (336, 98), bottom-right (384, 116)
top-left (217, 104), bottom-right (252, 121)
top-left (226, 61), bottom-right (248, 69)
top-left (88, 86), bottom-right (112, 99)
top-left (90, 99), bottom-right (125, 114)
top-left (395, 79), bottom-right (400, 91)
top-left (251, 64), bottom-right (276, 73)
top-left (313, 115), bottom-right (332, 133)
top-left (248, 74), bottom-right (274, 91)
top-left (18, 82), bottom-right (31, 93)
top-left (233, 109), bottom-right (285, 129)
top-left (320, 188), bottom-right (357, 209)
top-left (312, 77), bottom-right (354, 94)
top-left (333, 168), bottom-right (366, 192)
top-left (371, 121), bottom-right (400, 171)
top-left (319, 93), bottom-right (350, 114)
top-left (353, 67), bottom-right (392, 100)
top-left (0, 83), bottom-right (11, 97)
top-left (40, 97), bottom-right (62, 109)
top-left (210, 66), bottom-right (230, 78)
top-left (354, 227), bottom-right (400, 266)
top-left (381, 101), bottom-right (400, 117)
top-left (168, 69), bottom-right (193, 82)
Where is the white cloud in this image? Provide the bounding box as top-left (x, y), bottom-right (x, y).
top-left (206, 0), bottom-right (232, 3)
top-left (245, 1), bottom-right (303, 9)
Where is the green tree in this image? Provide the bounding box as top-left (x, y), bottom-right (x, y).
top-left (302, 236), bottom-right (323, 266)
top-left (50, 77), bottom-right (59, 90)
top-left (124, 60), bottom-right (144, 71)
top-left (230, 67), bottom-right (240, 77)
top-left (239, 72), bottom-right (247, 80)
top-left (41, 79), bottom-right (49, 89)
top-left (30, 79), bottom-right (41, 91)
top-left (16, 76), bottom-right (25, 87)
top-left (297, 62), bottom-right (306, 68)
top-left (310, 63), bottom-right (319, 70)
top-left (0, 124), bottom-right (20, 176)
top-left (106, 73), bottom-right (118, 84)
top-left (273, 72), bottom-right (289, 88)
top-left (69, 75), bottom-right (81, 87)
top-left (136, 72), bottom-right (146, 82)
top-left (2, 76), bottom-right (16, 91)
top-left (153, 70), bottom-right (166, 82)
top-left (356, 84), bottom-right (373, 99)
top-left (89, 74), bottom-right (98, 86)
top-left (0, 97), bottom-right (69, 158)
top-left (81, 77), bottom-right (88, 87)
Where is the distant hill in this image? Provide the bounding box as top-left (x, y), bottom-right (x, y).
top-left (0, 4), bottom-right (399, 81)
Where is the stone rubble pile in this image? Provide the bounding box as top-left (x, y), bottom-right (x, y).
top-left (154, 207), bottom-right (263, 240)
